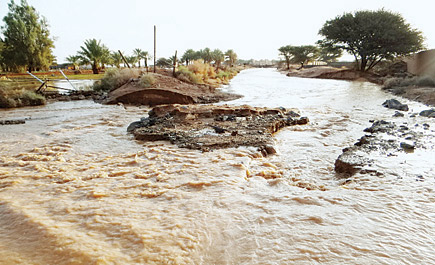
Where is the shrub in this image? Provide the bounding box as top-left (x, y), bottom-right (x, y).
top-left (20, 90), bottom-right (46, 106)
top-left (383, 76), bottom-right (435, 90)
top-left (93, 68), bottom-right (141, 92)
top-left (175, 66), bottom-right (201, 84)
top-left (415, 76), bottom-right (435, 87)
top-left (140, 74), bottom-right (156, 88)
top-left (0, 89), bottom-right (45, 108)
top-left (383, 77), bottom-right (403, 89)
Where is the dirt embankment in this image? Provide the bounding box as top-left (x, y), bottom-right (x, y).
top-left (284, 66), bottom-right (382, 84)
top-left (128, 104), bottom-right (309, 153)
top-left (100, 73), bottom-right (241, 106)
top-left (383, 86), bottom-right (435, 107)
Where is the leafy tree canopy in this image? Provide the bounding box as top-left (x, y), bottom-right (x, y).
top-left (278, 45), bottom-right (320, 69)
top-left (77, 39), bottom-right (110, 74)
top-left (290, 45), bottom-right (319, 68)
top-left (318, 9), bottom-right (424, 71)
top-left (1, 0), bottom-right (55, 72)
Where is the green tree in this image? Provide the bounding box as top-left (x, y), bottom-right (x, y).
top-left (133, 48), bottom-right (144, 68)
top-left (156, 57), bottom-right (172, 68)
top-left (318, 9), bottom-right (424, 71)
top-left (65, 55), bottom-right (81, 70)
top-left (199, 48), bottom-right (213, 64)
top-left (278, 45), bottom-right (295, 70)
top-left (212, 49), bottom-right (224, 69)
top-left (317, 41), bottom-right (343, 63)
top-left (1, 0), bottom-right (55, 72)
top-left (181, 49), bottom-right (197, 65)
top-left (77, 39), bottom-right (110, 74)
top-left (110, 51), bottom-right (122, 68)
top-left (290, 45), bottom-right (320, 69)
top-left (225, 49), bottom-right (238, 67)
top-left (141, 51), bottom-right (151, 71)
top-left (126, 55), bottom-right (138, 68)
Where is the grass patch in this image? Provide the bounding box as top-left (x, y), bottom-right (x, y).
top-left (0, 81), bottom-right (46, 108)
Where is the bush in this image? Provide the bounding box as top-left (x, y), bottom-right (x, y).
top-left (0, 89), bottom-right (45, 108)
top-left (93, 68), bottom-right (141, 92)
top-left (140, 74), bottom-right (156, 88)
top-left (415, 76), bottom-right (435, 87)
top-left (175, 66), bottom-right (201, 84)
top-left (383, 77), bottom-right (403, 89)
top-left (20, 90), bottom-right (46, 106)
top-left (383, 75), bottom-right (435, 90)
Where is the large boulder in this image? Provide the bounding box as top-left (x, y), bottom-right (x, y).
top-left (382, 99), bottom-right (409, 111)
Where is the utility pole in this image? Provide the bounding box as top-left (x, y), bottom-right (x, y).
top-left (154, 25), bottom-right (156, 73)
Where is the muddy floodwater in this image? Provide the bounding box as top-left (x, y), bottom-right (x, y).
top-left (1, 68), bottom-right (434, 264)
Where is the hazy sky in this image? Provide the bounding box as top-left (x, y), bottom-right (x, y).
top-left (0, 0), bottom-right (434, 63)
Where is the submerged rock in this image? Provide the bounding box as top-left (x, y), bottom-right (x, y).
top-left (382, 99), bottom-right (409, 111)
top-left (0, 119), bottom-right (26, 125)
top-left (419, 109), bottom-right (435, 118)
top-left (128, 104), bottom-right (309, 153)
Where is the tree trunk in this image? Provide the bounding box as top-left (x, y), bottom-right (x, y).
top-left (92, 62), bottom-right (99, 74)
top-left (145, 59), bottom-right (148, 73)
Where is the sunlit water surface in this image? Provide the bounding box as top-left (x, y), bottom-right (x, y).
top-left (0, 69), bottom-right (434, 264)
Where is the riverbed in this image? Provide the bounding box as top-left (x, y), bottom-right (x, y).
top-left (0, 68), bottom-right (434, 264)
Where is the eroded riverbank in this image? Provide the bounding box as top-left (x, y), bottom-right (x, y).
top-left (1, 68), bottom-right (434, 264)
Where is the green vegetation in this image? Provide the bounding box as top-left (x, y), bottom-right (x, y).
top-left (175, 60), bottom-right (239, 85)
top-left (317, 41), bottom-right (343, 63)
top-left (0, 81), bottom-right (46, 108)
top-left (77, 39), bottom-right (110, 74)
top-left (224, 50), bottom-right (238, 67)
top-left (318, 9), bottom-right (424, 71)
top-left (139, 74), bottom-right (156, 88)
top-left (1, 0), bottom-right (55, 72)
top-left (92, 68), bottom-right (141, 92)
top-left (279, 45), bottom-right (320, 69)
top-left (65, 55), bottom-right (81, 70)
top-left (383, 76), bottom-right (435, 90)
top-left (156, 58), bottom-right (172, 68)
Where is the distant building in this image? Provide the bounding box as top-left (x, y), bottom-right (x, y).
top-left (405, 49), bottom-right (435, 78)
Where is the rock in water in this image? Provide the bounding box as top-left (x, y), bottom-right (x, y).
top-left (382, 99), bottom-right (409, 111)
top-left (127, 104), bottom-right (309, 152)
top-left (419, 109), bottom-right (435, 118)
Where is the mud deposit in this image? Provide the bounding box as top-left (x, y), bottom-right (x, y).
top-left (129, 104), bottom-right (308, 152)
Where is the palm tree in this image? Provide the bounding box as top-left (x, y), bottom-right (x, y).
top-left (65, 55), bottom-right (81, 70)
top-left (225, 49), bottom-right (238, 67)
top-left (110, 51), bottom-right (122, 68)
top-left (126, 55), bottom-right (138, 68)
top-left (77, 39), bottom-right (110, 74)
top-left (141, 51), bottom-right (151, 72)
top-left (133, 48), bottom-right (143, 68)
top-left (212, 49), bottom-right (224, 69)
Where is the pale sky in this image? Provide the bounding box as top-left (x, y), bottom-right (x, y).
top-left (0, 0), bottom-right (434, 63)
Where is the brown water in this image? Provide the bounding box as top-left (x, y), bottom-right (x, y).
top-left (0, 69), bottom-right (434, 264)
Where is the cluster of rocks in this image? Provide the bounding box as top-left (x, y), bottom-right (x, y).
top-left (335, 99), bottom-right (434, 176)
top-left (128, 104), bottom-right (309, 154)
top-left (334, 120), bottom-right (429, 176)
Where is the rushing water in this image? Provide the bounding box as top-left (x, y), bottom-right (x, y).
top-left (0, 69), bottom-right (434, 264)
